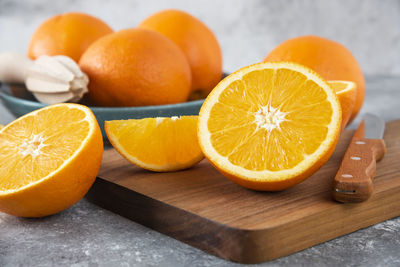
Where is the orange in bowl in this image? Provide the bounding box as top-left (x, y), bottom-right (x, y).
top-left (139, 9), bottom-right (223, 99)
top-left (79, 28), bottom-right (192, 107)
top-left (28, 12), bottom-right (113, 62)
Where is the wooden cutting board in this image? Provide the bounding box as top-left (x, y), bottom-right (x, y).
top-left (86, 119), bottom-right (400, 264)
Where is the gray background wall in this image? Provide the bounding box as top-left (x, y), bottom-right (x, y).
top-left (0, 0), bottom-right (399, 124)
top-left (0, 0), bottom-right (399, 75)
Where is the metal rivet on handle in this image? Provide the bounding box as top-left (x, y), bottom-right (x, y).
top-left (356, 141), bottom-right (366, 145)
top-left (342, 174), bottom-right (353, 178)
top-left (351, 156), bottom-right (361, 160)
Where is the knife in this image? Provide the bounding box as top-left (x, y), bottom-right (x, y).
top-left (333, 113), bottom-right (387, 203)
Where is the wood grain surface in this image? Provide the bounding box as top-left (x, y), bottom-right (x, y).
top-left (86, 120), bottom-right (400, 264)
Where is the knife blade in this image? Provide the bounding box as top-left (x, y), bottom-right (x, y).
top-left (333, 113), bottom-right (387, 203)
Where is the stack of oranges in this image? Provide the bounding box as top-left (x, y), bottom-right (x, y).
top-left (28, 10), bottom-right (223, 107)
top-left (0, 10), bottom-right (224, 217)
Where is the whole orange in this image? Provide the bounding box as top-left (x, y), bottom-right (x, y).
top-left (139, 9), bottom-right (222, 99)
top-left (28, 12), bottom-right (113, 62)
top-left (79, 28), bottom-right (191, 107)
top-left (264, 35), bottom-right (365, 121)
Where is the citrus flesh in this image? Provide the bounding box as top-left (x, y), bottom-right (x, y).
top-left (328, 80), bottom-right (357, 130)
top-left (0, 103), bottom-right (103, 217)
top-left (105, 116), bottom-right (204, 172)
top-left (198, 62), bottom-right (341, 191)
top-left (264, 35), bottom-right (364, 122)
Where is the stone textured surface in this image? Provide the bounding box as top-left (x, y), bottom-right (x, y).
top-left (1, 198), bottom-right (400, 267)
top-left (1, 76), bottom-right (400, 266)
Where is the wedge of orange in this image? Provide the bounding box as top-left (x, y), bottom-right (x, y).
top-left (328, 80), bottom-right (357, 130)
top-left (105, 116), bottom-right (204, 172)
top-left (0, 104), bottom-right (103, 217)
top-left (198, 62), bottom-right (342, 191)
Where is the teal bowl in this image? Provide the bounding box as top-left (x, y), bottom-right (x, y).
top-left (0, 83), bottom-right (204, 140)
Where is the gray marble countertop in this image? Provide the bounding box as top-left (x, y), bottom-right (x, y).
top-left (1, 75), bottom-right (400, 267)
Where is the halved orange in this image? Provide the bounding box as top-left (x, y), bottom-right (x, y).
top-left (105, 116), bottom-right (204, 172)
top-left (328, 80), bottom-right (357, 130)
top-left (198, 62), bottom-right (342, 191)
top-left (0, 103), bottom-right (103, 217)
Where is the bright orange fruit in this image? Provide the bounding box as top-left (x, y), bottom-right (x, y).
top-left (264, 35), bottom-right (364, 121)
top-left (0, 104), bottom-right (103, 217)
top-left (139, 9), bottom-right (223, 99)
top-left (79, 28), bottom-right (192, 107)
top-left (198, 62), bottom-right (341, 191)
top-left (105, 116), bottom-right (204, 172)
top-left (328, 80), bottom-right (357, 130)
top-left (28, 12), bottom-right (113, 62)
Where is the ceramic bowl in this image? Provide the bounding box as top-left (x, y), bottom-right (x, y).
top-left (0, 83), bottom-right (204, 139)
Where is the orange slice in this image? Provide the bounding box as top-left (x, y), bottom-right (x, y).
top-left (105, 116), bottom-right (204, 172)
top-left (198, 62), bottom-right (342, 191)
top-left (328, 80), bottom-right (357, 130)
top-left (0, 103), bottom-right (103, 217)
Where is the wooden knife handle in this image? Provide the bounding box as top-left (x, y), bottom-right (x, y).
top-left (333, 138), bottom-right (386, 203)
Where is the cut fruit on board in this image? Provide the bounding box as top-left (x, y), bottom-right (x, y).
top-left (198, 62), bottom-right (342, 191)
top-left (86, 119), bottom-right (400, 264)
top-left (105, 116), bottom-right (204, 172)
top-left (328, 80), bottom-right (357, 130)
top-left (0, 103), bottom-right (103, 217)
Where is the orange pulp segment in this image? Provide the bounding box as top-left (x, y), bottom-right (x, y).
top-left (105, 116), bottom-right (204, 172)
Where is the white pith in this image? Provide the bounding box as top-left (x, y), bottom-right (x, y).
top-left (18, 134), bottom-right (47, 157)
top-left (254, 105), bottom-right (287, 132)
top-left (328, 80), bottom-right (356, 94)
top-left (171, 116), bottom-right (180, 121)
top-left (156, 116), bottom-right (180, 127)
top-left (155, 117), bottom-right (165, 126)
